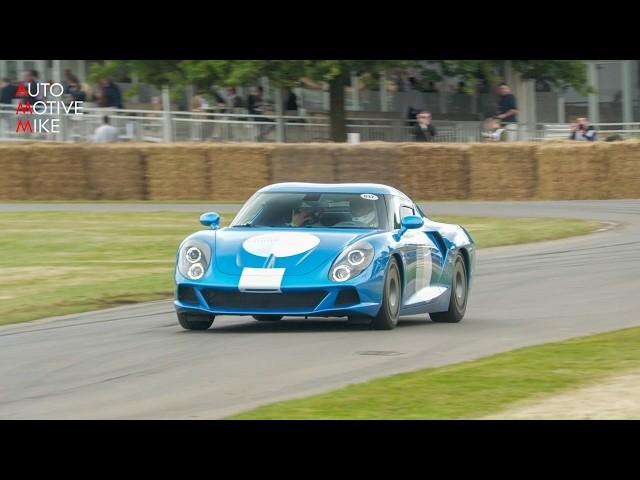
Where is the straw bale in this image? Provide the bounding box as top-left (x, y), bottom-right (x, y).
top-left (468, 143), bottom-right (538, 200)
top-left (399, 143), bottom-right (469, 200)
top-left (536, 143), bottom-right (609, 199)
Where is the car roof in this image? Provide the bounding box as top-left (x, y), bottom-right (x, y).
top-left (259, 182), bottom-right (410, 198)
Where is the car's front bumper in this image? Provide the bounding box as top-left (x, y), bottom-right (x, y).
top-left (174, 264), bottom-right (386, 318)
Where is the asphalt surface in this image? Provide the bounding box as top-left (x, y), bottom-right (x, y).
top-left (1, 200), bottom-right (639, 419)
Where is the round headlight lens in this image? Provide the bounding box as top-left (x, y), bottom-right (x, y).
top-left (332, 265), bottom-right (351, 282)
top-left (187, 263), bottom-right (205, 280)
top-left (186, 246), bottom-right (202, 264)
top-left (347, 249), bottom-right (365, 266)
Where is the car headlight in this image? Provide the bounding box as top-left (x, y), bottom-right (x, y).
top-left (329, 241), bottom-right (374, 282)
top-left (178, 239), bottom-right (211, 280)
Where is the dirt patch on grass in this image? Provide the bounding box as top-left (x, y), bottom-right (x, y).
top-left (483, 370), bottom-right (640, 419)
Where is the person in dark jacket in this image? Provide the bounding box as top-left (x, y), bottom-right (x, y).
top-left (570, 117), bottom-right (596, 141)
top-left (102, 78), bottom-right (123, 109)
top-left (0, 78), bottom-right (18, 104)
top-left (412, 111), bottom-right (437, 142)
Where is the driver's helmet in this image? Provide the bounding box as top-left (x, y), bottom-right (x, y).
top-left (350, 198), bottom-right (377, 225)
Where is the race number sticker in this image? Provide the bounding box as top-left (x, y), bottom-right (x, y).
top-left (360, 194), bottom-right (378, 200)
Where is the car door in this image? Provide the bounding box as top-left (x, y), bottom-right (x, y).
top-left (392, 197), bottom-right (444, 307)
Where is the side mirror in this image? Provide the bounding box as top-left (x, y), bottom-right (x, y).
top-left (200, 212), bottom-right (220, 230)
top-left (402, 215), bottom-right (424, 230)
top-left (395, 215), bottom-right (424, 240)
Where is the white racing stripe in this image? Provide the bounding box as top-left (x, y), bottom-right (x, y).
top-left (238, 267), bottom-right (286, 292)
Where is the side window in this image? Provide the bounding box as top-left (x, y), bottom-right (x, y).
top-left (415, 203), bottom-right (427, 218)
top-left (400, 205), bottom-right (414, 220)
top-left (390, 196), bottom-right (402, 229)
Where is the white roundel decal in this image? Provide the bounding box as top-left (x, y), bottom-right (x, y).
top-left (360, 193), bottom-right (378, 200)
top-left (242, 232), bottom-right (320, 258)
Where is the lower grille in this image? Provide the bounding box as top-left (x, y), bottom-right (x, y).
top-left (177, 285), bottom-right (199, 304)
top-left (335, 288), bottom-right (360, 306)
top-left (203, 290), bottom-right (327, 310)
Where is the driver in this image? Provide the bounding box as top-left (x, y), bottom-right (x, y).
top-left (289, 203), bottom-right (322, 227)
top-left (349, 197), bottom-right (377, 226)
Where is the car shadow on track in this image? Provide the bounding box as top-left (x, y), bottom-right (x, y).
top-left (187, 316), bottom-right (436, 334)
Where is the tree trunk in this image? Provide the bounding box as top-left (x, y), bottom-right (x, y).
top-left (329, 74), bottom-right (347, 142)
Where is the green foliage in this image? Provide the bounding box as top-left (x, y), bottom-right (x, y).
top-left (89, 60), bottom-right (591, 95)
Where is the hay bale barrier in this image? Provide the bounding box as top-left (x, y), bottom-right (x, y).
top-left (399, 144), bottom-right (469, 200)
top-left (0, 141), bottom-right (638, 201)
top-left (0, 144), bottom-right (31, 200)
top-left (269, 144), bottom-right (336, 184)
top-left (27, 144), bottom-right (91, 200)
top-left (606, 141), bottom-right (640, 199)
top-left (468, 143), bottom-right (538, 200)
top-left (536, 143), bottom-right (610, 200)
top-left (142, 144), bottom-right (210, 201)
top-left (206, 144), bottom-right (271, 200)
top-left (333, 143), bottom-right (403, 190)
top-left (85, 144), bottom-right (146, 200)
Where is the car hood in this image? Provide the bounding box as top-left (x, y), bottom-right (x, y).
top-left (214, 228), bottom-right (375, 276)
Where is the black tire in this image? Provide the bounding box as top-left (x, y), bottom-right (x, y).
top-left (371, 257), bottom-right (402, 330)
top-left (177, 312), bottom-right (215, 330)
top-left (252, 315), bottom-right (283, 322)
top-left (430, 254), bottom-right (468, 323)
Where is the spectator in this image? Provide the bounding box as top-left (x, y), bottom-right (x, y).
top-left (247, 86), bottom-right (265, 115)
top-left (412, 111), bottom-right (437, 142)
top-left (63, 70), bottom-right (79, 94)
top-left (457, 81), bottom-right (466, 94)
top-left (191, 94), bottom-right (209, 112)
top-left (100, 78), bottom-right (123, 109)
top-left (424, 81), bottom-right (438, 93)
top-left (0, 78), bottom-right (18, 104)
top-left (481, 117), bottom-right (506, 142)
top-left (22, 70), bottom-right (42, 105)
top-left (570, 117), bottom-right (596, 141)
top-left (496, 82), bottom-right (518, 141)
top-left (93, 116), bottom-right (119, 143)
top-left (66, 79), bottom-right (86, 103)
top-left (248, 86), bottom-right (274, 141)
top-left (284, 87), bottom-right (298, 114)
top-left (226, 87), bottom-right (243, 109)
top-left (407, 107), bottom-right (420, 127)
top-left (535, 79), bottom-right (551, 92)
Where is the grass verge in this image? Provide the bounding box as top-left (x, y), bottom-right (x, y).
top-left (0, 212), bottom-right (600, 326)
top-left (229, 326), bottom-right (640, 419)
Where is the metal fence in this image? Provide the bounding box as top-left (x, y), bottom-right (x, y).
top-left (2, 104), bottom-right (640, 143)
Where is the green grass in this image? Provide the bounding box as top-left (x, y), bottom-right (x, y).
top-left (229, 326), bottom-right (640, 419)
top-left (430, 215), bottom-right (601, 248)
top-left (0, 213), bottom-right (600, 326)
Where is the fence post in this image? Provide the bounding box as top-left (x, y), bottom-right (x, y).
top-left (161, 85), bottom-right (172, 142)
top-left (275, 87), bottom-right (284, 142)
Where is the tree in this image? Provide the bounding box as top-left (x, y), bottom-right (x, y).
top-left (90, 60), bottom-right (591, 141)
top-left (424, 60), bottom-right (590, 95)
top-left (90, 60), bottom-right (411, 141)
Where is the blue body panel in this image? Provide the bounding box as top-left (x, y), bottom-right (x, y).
top-left (174, 183), bottom-right (475, 319)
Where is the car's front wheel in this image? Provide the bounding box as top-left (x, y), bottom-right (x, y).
top-left (252, 315), bottom-right (283, 322)
top-left (178, 312), bottom-right (215, 330)
top-left (371, 257), bottom-right (402, 330)
top-left (430, 253), bottom-right (468, 323)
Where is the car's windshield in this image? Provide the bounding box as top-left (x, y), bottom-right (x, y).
top-left (231, 192), bottom-right (388, 229)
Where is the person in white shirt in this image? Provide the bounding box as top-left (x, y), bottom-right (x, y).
top-left (93, 115), bottom-right (119, 143)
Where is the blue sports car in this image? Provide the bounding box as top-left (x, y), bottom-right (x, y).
top-left (174, 183), bottom-right (475, 330)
